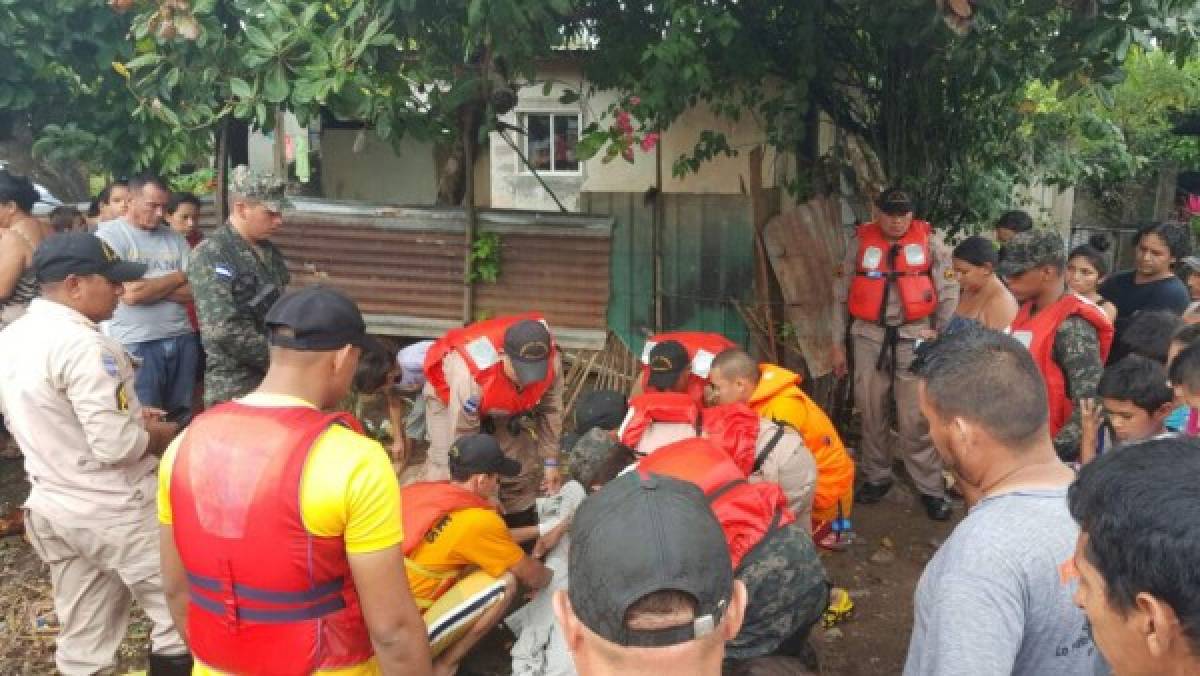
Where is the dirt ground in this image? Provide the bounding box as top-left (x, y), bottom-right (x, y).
top-left (0, 452), bottom-right (960, 676)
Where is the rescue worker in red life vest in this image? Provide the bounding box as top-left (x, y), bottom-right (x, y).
top-left (830, 188), bottom-right (959, 521)
top-left (617, 392), bottom-right (817, 528)
top-left (158, 286), bottom-right (433, 676)
top-left (422, 314), bottom-right (564, 528)
top-left (401, 434), bottom-right (553, 676)
top-left (998, 229), bottom-right (1112, 462)
top-left (634, 332), bottom-right (737, 405)
top-left (587, 437), bottom-right (828, 663)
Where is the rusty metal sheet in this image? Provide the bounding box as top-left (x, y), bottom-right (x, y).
top-left (194, 199), bottom-right (612, 348)
top-left (762, 195), bottom-right (846, 377)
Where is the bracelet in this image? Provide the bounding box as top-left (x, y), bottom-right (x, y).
top-left (543, 458), bottom-right (560, 468)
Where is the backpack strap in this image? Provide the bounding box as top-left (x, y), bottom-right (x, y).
top-left (752, 423), bottom-right (787, 474)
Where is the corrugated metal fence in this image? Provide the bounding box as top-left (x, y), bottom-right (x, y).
top-left (197, 199), bottom-right (613, 349)
top-left (580, 192), bottom-right (755, 356)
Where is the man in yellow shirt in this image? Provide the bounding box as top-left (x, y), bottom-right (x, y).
top-left (402, 433), bottom-right (553, 676)
top-left (157, 286), bottom-right (432, 675)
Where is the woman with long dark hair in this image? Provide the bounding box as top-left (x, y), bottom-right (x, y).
top-left (0, 169), bottom-right (54, 328)
top-left (950, 235), bottom-right (1017, 331)
top-left (1100, 222), bottom-right (1191, 363)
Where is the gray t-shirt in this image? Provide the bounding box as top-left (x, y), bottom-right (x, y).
top-left (904, 487), bottom-right (1102, 676)
top-left (96, 219), bottom-right (193, 344)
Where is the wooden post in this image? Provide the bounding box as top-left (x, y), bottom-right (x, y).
top-left (461, 109), bottom-right (477, 324)
top-left (215, 117), bottom-right (230, 223)
top-left (748, 145), bottom-right (778, 363)
top-left (653, 137), bottom-right (664, 332)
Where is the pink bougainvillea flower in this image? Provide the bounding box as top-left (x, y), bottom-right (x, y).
top-left (616, 110), bottom-right (633, 133)
top-left (639, 132), bottom-right (659, 152)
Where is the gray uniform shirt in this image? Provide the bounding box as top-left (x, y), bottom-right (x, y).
top-left (96, 218), bottom-right (193, 344)
top-left (905, 487), bottom-right (1100, 676)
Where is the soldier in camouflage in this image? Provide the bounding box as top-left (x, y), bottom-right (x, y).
top-left (565, 427), bottom-right (829, 662)
top-left (999, 229), bottom-right (1110, 461)
top-left (186, 166), bottom-right (290, 406)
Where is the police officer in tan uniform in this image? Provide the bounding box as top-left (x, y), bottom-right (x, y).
top-left (0, 233), bottom-right (191, 674)
top-left (830, 189), bottom-right (958, 520)
top-left (422, 317), bottom-right (564, 528)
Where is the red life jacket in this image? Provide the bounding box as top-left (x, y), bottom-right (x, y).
top-left (1010, 293), bottom-right (1114, 437)
top-left (618, 392), bottom-right (702, 451)
top-left (847, 220), bottom-right (938, 324)
top-left (425, 313), bottom-right (558, 416)
top-left (170, 403), bottom-right (374, 674)
top-left (638, 438), bottom-right (794, 569)
top-left (400, 482), bottom-right (495, 557)
top-left (701, 403), bottom-right (767, 475)
top-left (638, 331), bottom-right (737, 406)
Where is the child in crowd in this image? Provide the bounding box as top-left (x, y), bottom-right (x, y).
top-left (47, 205), bottom-right (87, 233)
top-left (1066, 238), bottom-right (1117, 322)
top-left (1117, 310), bottom-right (1181, 364)
top-left (1080, 355), bottom-right (1175, 463)
top-left (1181, 255), bottom-right (1200, 320)
top-left (1164, 324), bottom-right (1200, 433)
top-left (165, 192), bottom-right (202, 246)
top-left (1169, 341), bottom-right (1200, 434)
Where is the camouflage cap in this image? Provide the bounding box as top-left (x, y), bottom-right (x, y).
top-left (229, 164), bottom-right (290, 212)
top-left (566, 427), bottom-right (620, 488)
top-left (997, 229), bottom-right (1065, 278)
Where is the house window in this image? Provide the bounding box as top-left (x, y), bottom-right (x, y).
top-left (522, 113), bottom-right (580, 173)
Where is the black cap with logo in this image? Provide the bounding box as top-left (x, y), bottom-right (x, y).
top-left (265, 285), bottom-right (375, 351)
top-left (876, 188), bottom-right (914, 216)
top-left (33, 232), bottom-right (147, 283)
top-left (647, 340), bottom-right (690, 390)
top-left (448, 433), bottom-right (521, 478)
top-left (503, 319), bottom-right (552, 385)
top-left (568, 469), bottom-right (733, 648)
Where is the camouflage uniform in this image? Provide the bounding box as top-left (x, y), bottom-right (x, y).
top-left (1050, 318), bottom-right (1103, 460)
top-left (998, 230), bottom-right (1105, 461)
top-left (187, 168), bottom-right (291, 406)
top-left (728, 524), bottom-right (829, 660)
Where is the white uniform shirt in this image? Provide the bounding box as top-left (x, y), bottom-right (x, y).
top-left (0, 298), bottom-right (156, 526)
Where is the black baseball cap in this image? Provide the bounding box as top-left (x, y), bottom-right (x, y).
top-left (568, 469), bottom-right (733, 647)
top-left (33, 232), bottom-right (147, 283)
top-left (265, 285), bottom-right (374, 351)
top-left (876, 187), bottom-right (913, 216)
top-left (504, 319), bottom-right (552, 385)
top-left (448, 433), bottom-right (521, 478)
top-left (574, 389), bottom-right (629, 434)
top-left (647, 340), bottom-right (690, 390)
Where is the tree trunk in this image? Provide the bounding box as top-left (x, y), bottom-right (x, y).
top-left (435, 138), bottom-right (468, 206)
top-left (461, 109), bottom-right (478, 323)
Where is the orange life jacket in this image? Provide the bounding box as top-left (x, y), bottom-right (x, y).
top-left (400, 482), bottom-right (495, 557)
top-left (1010, 294), bottom-right (1114, 438)
top-left (618, 392), bottom-right (702, 451)
top-left (170, 403), bottom-right (374, 674)
top-left (399, 482), bottom-right (497, 603)
top-left (638, 331), bottom-right (737, 406)
top-left (639, 438), bottom-right (794, 569)
top-left (847, 220), bottom-right (938, 324)
top-left (425, 313), bottom-right (557, 417)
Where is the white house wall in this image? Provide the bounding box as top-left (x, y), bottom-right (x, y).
top-left (320, 130), bottom-right (439, 205)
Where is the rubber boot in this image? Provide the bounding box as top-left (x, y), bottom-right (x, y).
top-left (148, 651), bottom-right (194, 676)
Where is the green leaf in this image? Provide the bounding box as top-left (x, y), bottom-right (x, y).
top-left (230, 77), bottom-right (254, 100)
top-left (264, 62), bottom-right (289, 103)
top-left (542, 80), bottom-right (554, 96)
top-left (558, 89), bottom-right (579, 104)
top-left (244, 24), bottom-right (275, 53)
top-left (126, 53), bottom-right (163, 70)
top-left (467, 0), bottom-right (486, 29)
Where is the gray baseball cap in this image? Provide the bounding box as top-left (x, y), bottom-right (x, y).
top-left (997, 229), bottom-right (1066, 278)
top-left (229, 165), bottom-right (291, 212)
top-left (568, 469), bottom-right (733, 648)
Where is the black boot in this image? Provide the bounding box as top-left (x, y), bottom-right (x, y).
top-left (854, 479), bottom-right (893, 504)
top-left (921, 494), bottom-right (952, 521)
top-left (148, 651), bottom-right (194, 676)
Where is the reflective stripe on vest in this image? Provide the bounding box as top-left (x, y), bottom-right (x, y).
top-left (187, 573), bottom-right (347, 623)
